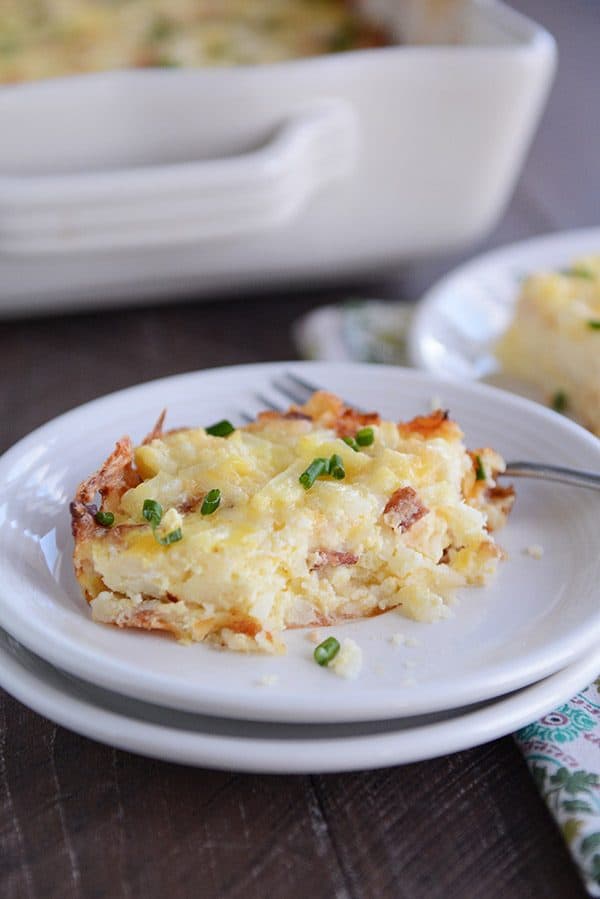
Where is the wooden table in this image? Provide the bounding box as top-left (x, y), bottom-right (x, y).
top-left (1, 2), bottom-right (597, 896)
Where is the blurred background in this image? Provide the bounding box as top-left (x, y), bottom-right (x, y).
top-left (0, 0), bottom-right (598, 443)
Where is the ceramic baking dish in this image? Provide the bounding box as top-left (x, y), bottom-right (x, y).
top-left (0, 0), bottom-right (555, 315)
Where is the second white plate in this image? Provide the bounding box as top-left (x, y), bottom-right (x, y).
top-left (408, 226), bottom-right (600, 392)
top-left (0, 362), bottom-right (599, 723)
top-left (1, 627), bottom-right (598, 774)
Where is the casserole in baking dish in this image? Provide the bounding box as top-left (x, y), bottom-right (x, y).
top-left (0, 1), bottom-right (555, 315)
top-left (0, 0), bottom-right (393, 80)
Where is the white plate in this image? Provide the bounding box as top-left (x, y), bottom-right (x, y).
top-left (0, 362), bottom-right (599, 723)
top-left (1, 627), bottom-right (598, 774)
top-left (408, 226), bottom-right (600, 391)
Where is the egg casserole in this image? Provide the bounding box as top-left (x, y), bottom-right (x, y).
top-left (0, 0), bottom-right (389, 83)
top-left (496, 256), bottom-right (600, 436)
top-left (71, 392), bottom-right (514, 654)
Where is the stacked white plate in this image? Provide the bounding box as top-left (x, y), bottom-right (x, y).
top-left (1, 361), bottom-right (599, 773)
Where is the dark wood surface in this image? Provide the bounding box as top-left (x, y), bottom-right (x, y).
top-left (1, 1), bottom-right (598, 896)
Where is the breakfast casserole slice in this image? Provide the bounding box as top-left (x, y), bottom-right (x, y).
top-left (496, 255), bottom-right (600, 435)
top-left (71, 392), bottom-right (514, 654)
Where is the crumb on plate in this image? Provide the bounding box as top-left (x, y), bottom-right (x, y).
top-left (330, 638), bottom-right (363, 680)
top-left (524, 544), bottom-right (544, 559)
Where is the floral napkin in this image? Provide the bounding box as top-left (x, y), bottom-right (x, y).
top-left (516, 679), bottom-right (600, 896)
top-left (294, 299), bottom-right (600, 896)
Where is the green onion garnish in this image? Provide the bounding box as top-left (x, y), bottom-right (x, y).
top-left (342, 436), bottom-right (359, 452)
top-left (94, 510), bottom-right (114, 528)
top-left (569, 266), bottom-right (594, 280)
top-left (205, 419), bottom-right (235, 438)
top-left (142, 499), bottom-right (183, 546)
top-left (474, 455), bottom-right (486, 482)
top-left (355, 427), bottom-right (374, 447)
top-left (328, 454), bottom-right (345, 480)
top-left (587, 319), bottom-right (600, 330)
top-left (154, 528), bottom-right (183, 546)
top-left (201, 489), bottom-right (221, 516)
top-left (551, 390), bottom-right (568, 413)
top-left (314, 636), bottom-right (341, 667)
top-left (142, 498), bottom-right (163, 528)
top-left (299, 458), bottom-right (328, 490)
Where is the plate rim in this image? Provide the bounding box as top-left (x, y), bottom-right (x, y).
top-left (1, 360), bottom-right (599, 723)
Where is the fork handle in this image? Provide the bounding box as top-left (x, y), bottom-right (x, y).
top-left (503, 462), bottom-right (600, 491)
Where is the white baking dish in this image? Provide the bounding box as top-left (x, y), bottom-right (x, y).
top-left (0, 0), bottom-right (555, 315)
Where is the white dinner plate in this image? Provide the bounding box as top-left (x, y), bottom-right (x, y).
top-left (408, 226), bottom-right (600, 394)
top-left (0, 362), bottom-right (599, 723)
top-left (1, 627), bottom-right (598, 773)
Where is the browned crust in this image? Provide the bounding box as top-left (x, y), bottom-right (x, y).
top-left (142, 409), bottom-right (167, 445)
top-left (99, 601), bottom-right (267, 644)
top-left (70, 437), bottom-right (141, 543)
top-left (251, 391), bottom-right (381, 438)
top-left (398, 409), bottom-right (462, 440)
top-left (485, 484), bottom-right (516, 528)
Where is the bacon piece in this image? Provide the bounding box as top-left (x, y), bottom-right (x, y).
top-left (383, 487), bottom-right (429, 533)
top-left (309, 549), bottom-right (359, 571)
top-left (484, 485), bottom-right (516, 532)
top-left (283, 410), bottom-right (313, 421)
top-left (398, 409), bottom-right (461, 440)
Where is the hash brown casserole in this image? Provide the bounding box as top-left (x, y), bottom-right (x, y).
top-left (71, 391), bottom-right (514, 654)
top-left (496, 255), bottom-right (600, 436)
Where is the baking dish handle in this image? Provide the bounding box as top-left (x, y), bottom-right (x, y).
top-left (0, 100), bottom-right (358, 254)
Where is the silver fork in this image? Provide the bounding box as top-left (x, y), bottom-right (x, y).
top-left (244, 371), bottom-right (600, 492)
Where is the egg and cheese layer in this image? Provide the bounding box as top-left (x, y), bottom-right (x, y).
top-left (497, 255), bottom-right (600, 436)
top-left (1, 0), bottom-right (389, 83)
top-left (71, 392), bottom-right (513, 653)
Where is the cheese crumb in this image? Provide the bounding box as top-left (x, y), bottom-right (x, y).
top-left (524, 544), bottom-right (544, 559)
top-left (157, 507), bottom-right (183, 537)
top-left (307, 629), bottom-right (322, 644)
top-left (404, 637), bottom-right (421, 648)
top-left (330, 638), bottom-right (363, 680)
top-left (257, 674), bottom-right (279, 687)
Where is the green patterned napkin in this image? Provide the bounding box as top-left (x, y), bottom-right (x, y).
top-left (294, 300), bottom-right (600, 896)
top-left (515, 679), bottom-right (600, 896)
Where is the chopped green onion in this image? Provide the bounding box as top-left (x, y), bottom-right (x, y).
top-left (569, 266), bottom-right (595, 280)
top-left (587, 319), bottom-right (600, 330)
top-left (328, 454), bottom-right (345, 480)
top-left (201, 488), bottom-right (221, 516)
top-left (142, 498), bottom-right (163, 527)
top-left (205, 419), bottom-right (235, 438)
top-left (314, 636), bottom-right (341, 667)
top-left (474, 455), bottom-right (486, 482)
top-left (94, 510), bottom-right (114, 528)
top-left (355, 427), bottom-right (374, 447)
top-left (148, 15), bottom-right (176, 42)
top-left (299, 458), bottom-right (328, 490)
top-left (154, 528), bottom-right (183, 546)
top-left (143, 498), bottom-right (183, 546)
top-left (551, 390), bottom-right (568, 413)
top-left (342, 436), bottom-right (359, 452)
